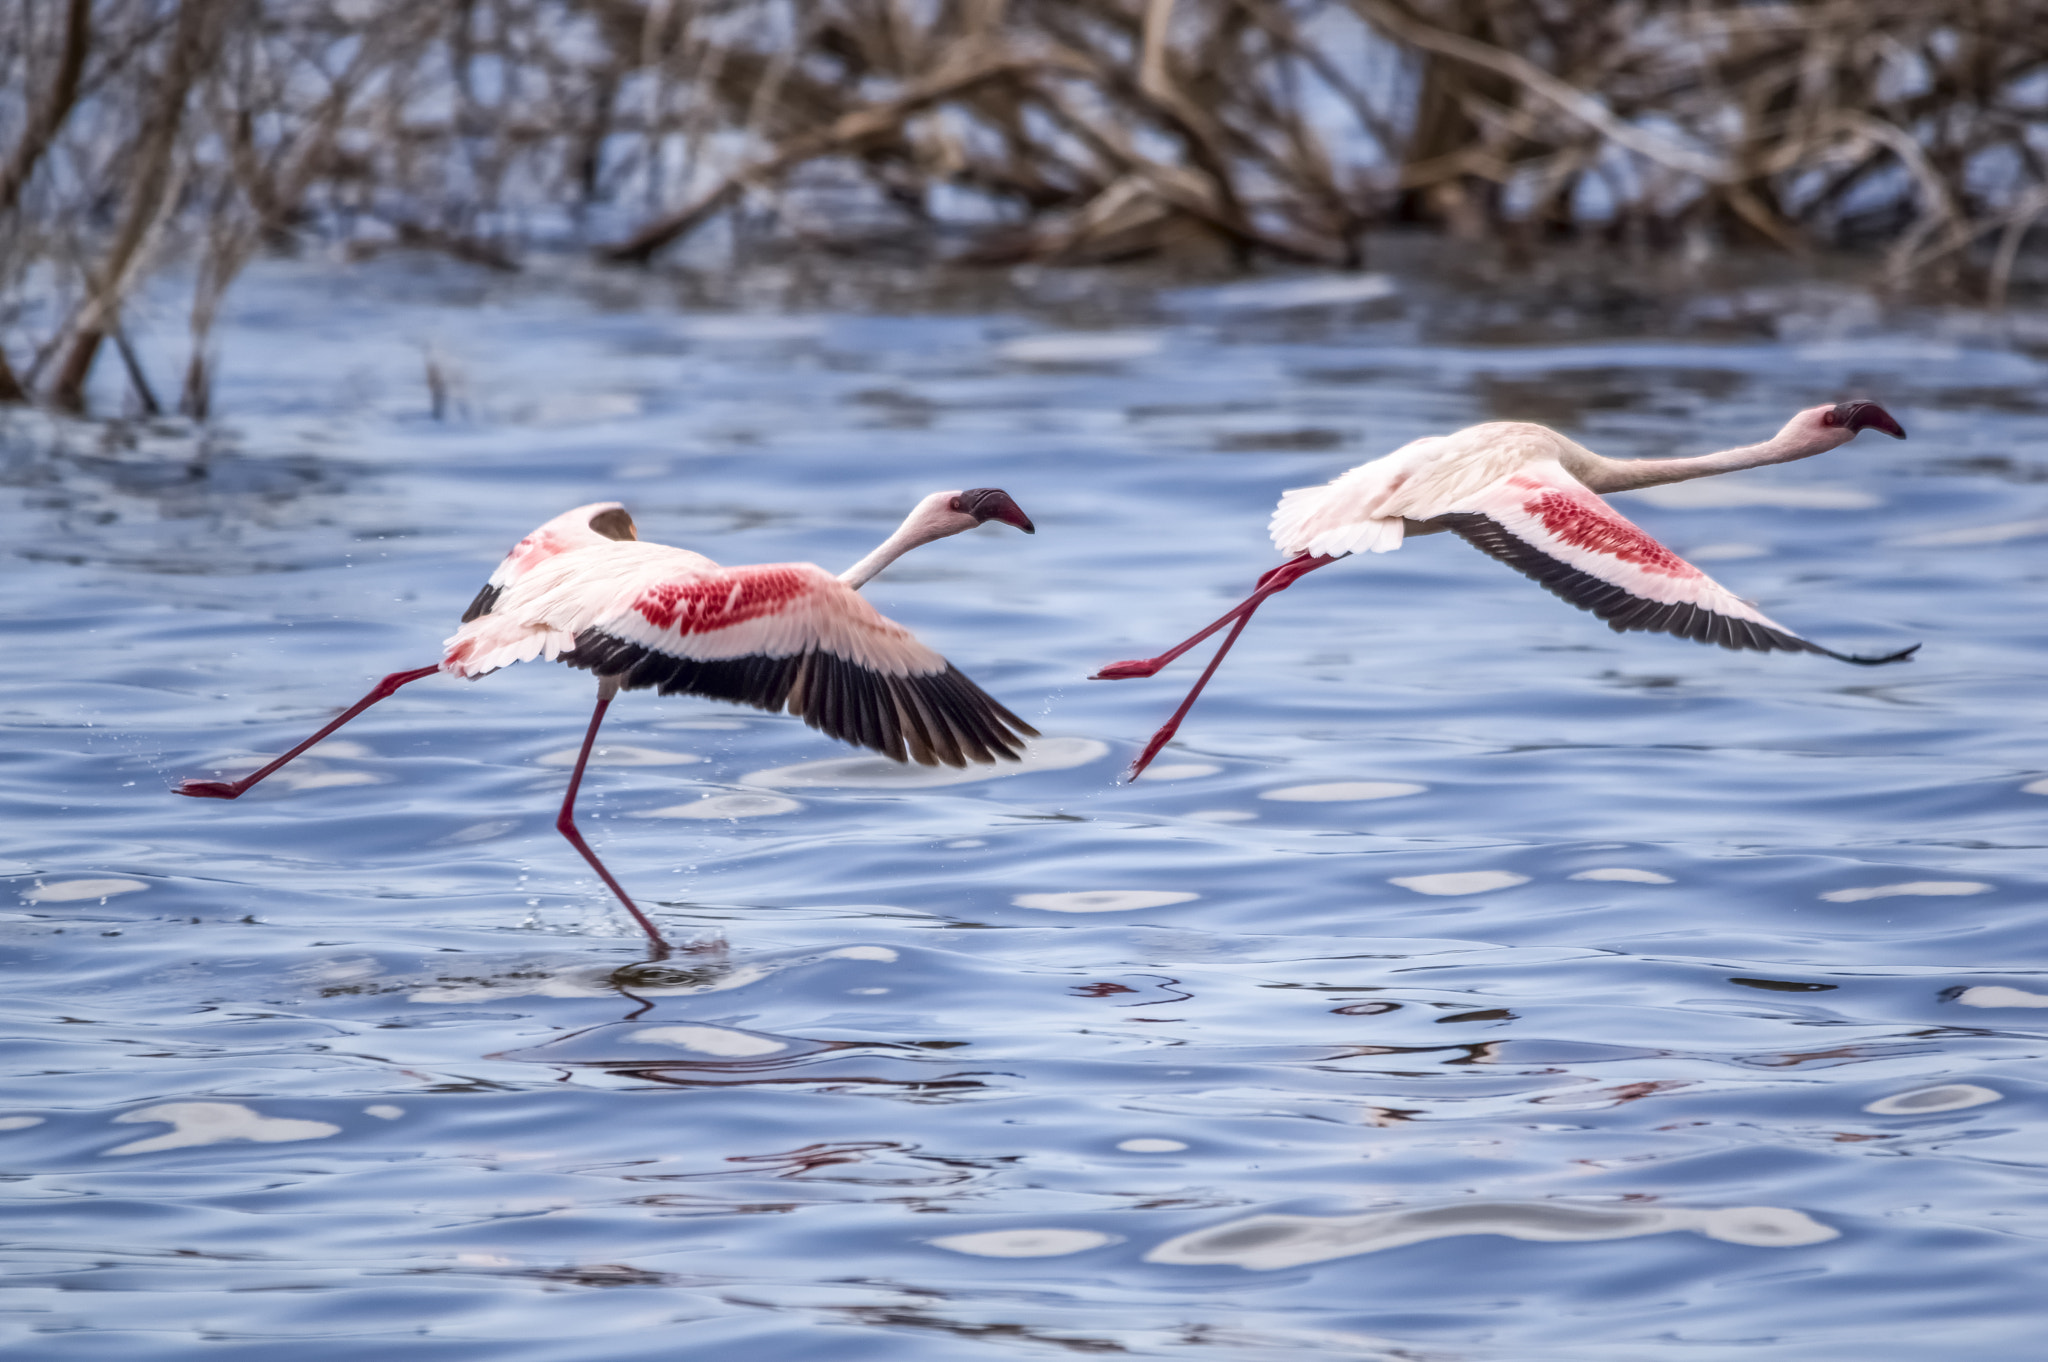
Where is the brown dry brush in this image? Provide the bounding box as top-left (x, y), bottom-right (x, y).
top-left (1, 0), bottom-right (2045, 417)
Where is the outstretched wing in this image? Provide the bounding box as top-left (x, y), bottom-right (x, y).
top-left (563, 561), bottom-right (1039, 766)
top-left (1441, 464), bottom-right (1914, 665)
top-left (461, 502), bottom-right (639, 623)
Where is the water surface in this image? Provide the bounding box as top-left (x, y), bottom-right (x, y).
top-left (5, 259), bottom-right (2048, 1359)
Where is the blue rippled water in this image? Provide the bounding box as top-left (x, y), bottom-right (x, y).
top-left (5, 258), bottom-right (2048, 1359)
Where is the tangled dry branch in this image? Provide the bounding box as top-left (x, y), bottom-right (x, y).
top-left (2, 0), bottom-right (2045, 414)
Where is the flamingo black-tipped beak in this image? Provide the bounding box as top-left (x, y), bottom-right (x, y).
top-left (1830, 401), bottom-right (1907, 440)
top-left (957, 487), bottom-right (1035, 533)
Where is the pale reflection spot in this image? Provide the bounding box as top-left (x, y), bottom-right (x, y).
top-left (1168, 273), bottom-right (1398, 311)
top-left (1821, 881), bottom-right (1990, 903)
top-left (630, 1025), bottom-right (787, 1057)
top-left (304, 957), bottom-right (379, 984)
top-left (1570, 868), bottom-right (1674, 884)
top-left (439, 820), bottom-right (517, 845)
top-left (2023, 778), bottom-right (2048, 796)
top-left (1147, 1200), bottom-right (1836, 1268)
top-left (932, 1228), bottom-right (1115, 1257)
top-left (1014, 890), bottom-right (1199, 913)
top-left (1865, 1084), bottom-right (2001, 1115)
top-left (849, 987), bottom-right (890, 995)
top-left (946, 839), bottom-right (987, 848)
top-left (22, 878), bottom-right (149, 904)
top-left (1896, 517), bottom-right (2048, 548)
top-left (680, 315), bottom-right (827, 342)
top-left (997, 331), bottom-right (1162, 364)
top-left (1684, 542), bottom-right (1768, 562)
top-left (1140, 764), bottom-right (1221, 781)
top-left (745, 737), bottom-right (1107, 789)
top-left (640, 793), bottom-right (801, 819)
top-left (107, 1102), bottom-right (341, 1155)
top-left (275, 769), bottom-right (386, 791)
top-left (364, 1105), bottom-right (405, 1120)
top-left (657, 719), bottom-right (748, 731)
top-left (829, 946), bottom-right (898, 962)
top-left (1620, 482), bottom-right (1879, 510)
top-left (539, 745), bottom-right (700, 768)
top-left (1187, 810), bottom-right (1257, 823)
top-left (1389, 871), bottom-right (1529, 896)
top-left (308, 740), bottom-right (374, 758)
top-left (1956, 985), bottom-right (2048, 1008)
top-left (1118, 1138), bottom-right (1187, 1153)
top-left (1262, 782), bottom-right (1425, 802)
top-left (0, 1116), bottom-right (44, 1131)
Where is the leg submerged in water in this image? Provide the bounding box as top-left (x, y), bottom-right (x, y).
top-left (554, 677), bottom-right (673, 958)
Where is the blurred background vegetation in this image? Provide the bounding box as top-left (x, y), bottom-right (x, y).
top-left (4, 0), bottom-right (2046, 417)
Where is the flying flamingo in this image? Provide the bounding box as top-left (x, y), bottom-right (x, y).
top-left (1095, 401), bottom-right (1916, 780)
top-left (178, 489), bottom-right (1040, 955)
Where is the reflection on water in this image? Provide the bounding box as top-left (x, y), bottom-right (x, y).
top-left (1570, 867), bottom-right (1675, 883)
top-left (1012, 889), bottom-right (1200, 913)
top-left (932, 1228), bottom-right (1118, 1258)
top-left (1148, 1200), bottom-right (1839, 1269)
top-left (1260, 780), bottom-right (1426, 801)
top-left (640, 792), bottom-right (804, 819)
top-left (1864, 1084), bottom-right (2002, 1115)
top-left (1389, 870), bottom-right (1531, 896)
top-left (537, 744), bottom-right (703, 767)
top-left (1957, 985), bottom-right (2048, 1008)
top-left (744, 737), bottom-right (1108, 789)
top-left (6, 258), bottom-right (2048, 1358)
top-left (1820, 881), bottom-right (1992, 903)
top-left (1618, 481), bottom-right (1882, 510)
top-left (996, 331), bottom-right (1164, 365)
top-left (628, 1025), bottom-right (792, 1057)
top-left (19, 877), bottom-right (149, 903)
top-left (106, 1102), bottom-right (342, 1155)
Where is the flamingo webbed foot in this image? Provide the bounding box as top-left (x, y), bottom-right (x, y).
top-left (1092, 658), bottom-right (1166, 680)
top-left (175, 779), bottom-right (243, 799)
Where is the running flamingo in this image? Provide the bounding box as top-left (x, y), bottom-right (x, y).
top-left (178, 489), bottom-right (1039, 954)
top-left (1095, 402), bottom-right (1916, 780)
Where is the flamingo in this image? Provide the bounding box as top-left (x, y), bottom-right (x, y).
top-left (177, 488), bottom-right (1040, 955)
top-left (1095, 401), bottom-right (1917, 780)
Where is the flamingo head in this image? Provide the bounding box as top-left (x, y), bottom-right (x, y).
top-left (1818, 400), bottom-right (1907, 441)
top-left (943, 487), bottom-right (1035, 534)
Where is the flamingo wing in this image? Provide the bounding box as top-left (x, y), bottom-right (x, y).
top-left (462, 502), bottom-right (639, 623)
top-left (1270, 437), bottom-right (1447, 558)
top-left (1440, 464), bottom-right (1914, 664)
top-left (564, 561), bottom-right (1039, 766)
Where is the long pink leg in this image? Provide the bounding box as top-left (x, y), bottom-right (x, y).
top-left (1094, 554), bottom-right (1337, 782)
top-left (1092, 554), bottom-right (1335, 680)
top-left (176, 665), bottom-right (442, 800)
top-left (555, 679), bottom-right (672, 958)
top-left (1124, 609), bottom-right (1258, 782)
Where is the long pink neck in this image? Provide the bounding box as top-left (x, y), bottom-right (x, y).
top-left (838, 500), bottom-right (951, 590)
top-left (1580, 425), bottom-right (1846, 493)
